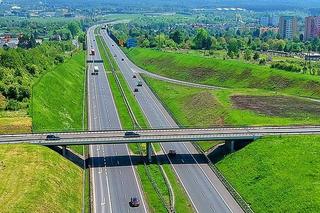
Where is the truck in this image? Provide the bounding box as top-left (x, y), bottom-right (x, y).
top-left (91, 49), bottom-right (95, 55)
top-left (91, 66), bottom-right (99, 75)
top-left (94, 66), bottom-right (99, 72)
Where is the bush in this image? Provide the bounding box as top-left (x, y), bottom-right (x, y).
top-left (259, 58), bottom-right (266, 65)
top-left (271, 61), bottom-right (302, 73)
top-left (6, 99), bottom-right (20, 111)
top-left (55, 55), bottom-right (65, 64)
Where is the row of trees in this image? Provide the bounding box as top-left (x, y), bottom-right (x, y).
top-left (111, 19), bottom-right (320, 55)
top-left (136, 28), bottom-right (320, 53)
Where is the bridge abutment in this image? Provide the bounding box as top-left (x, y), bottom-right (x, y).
top-left (225, 140), bottom-right (235, 153)
top-left (146, 143), bottom-right (152, 163)
top-left (62, 145), bottom-right (67, 157)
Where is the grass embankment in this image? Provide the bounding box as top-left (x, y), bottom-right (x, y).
top-left (0, 145), bottom-right (83, 212)
top-left (125, 48), bottom-right (320, 99)
top-left (31, 51), bottom-right (88, 212)
top-left (32, 51), bottom-right (87, 154)
top-left (143, 75), bottom-right (320, 150)
top-left (32, 51), bottom-right (86, 132)
top-left (97, 34), bottom-right (193, 213)
top-left (217, 136), bottom-right (320, 212)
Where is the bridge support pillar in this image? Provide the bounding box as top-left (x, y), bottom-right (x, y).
top-left (62, 145), bottom-right (67, 157)
top-left (225, 140), bottom-right (235, 153)
top-left (146, 143), bottom-right (152, 163)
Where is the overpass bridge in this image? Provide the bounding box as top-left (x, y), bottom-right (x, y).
top-left (1, 126), bottom-right (320, 161)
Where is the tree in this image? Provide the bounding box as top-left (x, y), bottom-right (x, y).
top-left (67, 22), bottom-right (81, 38)
top-left (211, 37), bottom-right (218, 50)
top-left (227, 38), bottom-right (240, 58)
top-left (155, 33), bottom-right (166, 48)
top-left (169, 30), bottom-right (184, 44)
top-left (193, 28), bottom-right (211, 50)
top-left (244, 49), bottom-right (252, 61)
top-left (253, 52), bottom-right (260, 60)
top-left (141, 39), bottom-right (150, 48)
top-left (261, 42), bottom-right (269, 51)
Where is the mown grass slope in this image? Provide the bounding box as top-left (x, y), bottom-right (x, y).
top-left (143, 75), bottom-right (320, 127)
top-left (217, 136), bottom-right (320, 212)
top-left (0, 111), bottom-right (31, 134)
top-left (125, 48), bottom-right (320, 99)
top-left (0, 144), bottom-right (83, 213)
top-left (32, 51), bottom-right (86, 132)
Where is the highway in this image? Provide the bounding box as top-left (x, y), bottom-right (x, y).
top-left (100, 28), bottom-right (243, 213)
top-left (86, 26), bottom-right (147, 213)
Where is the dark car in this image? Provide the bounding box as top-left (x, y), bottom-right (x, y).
top-left (134, 88), bottom-right (139, 92)
top-left (91, 72), bottom-right (98, 75)
top-left (124, 131), bottom-right (140, 138)
top-left (130, 197), bottom-right (140, 207)
top-left (133, 75), bottom-right (137, 78)
top-left (121, 58), bottom-right (124, 61)
top-left (168, 150), bottom-right (176, 157)
top-left (112, 44), bottom-right (114, 46)
top-left (137, 81), bottom-right (143, 87)
top-left (46, 135), bottom-right (60, 141)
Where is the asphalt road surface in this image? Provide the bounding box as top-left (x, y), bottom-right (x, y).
top-left (87, 26), bottom-right (147, 213)
top-left (100, 28), bottom-right (245, 213)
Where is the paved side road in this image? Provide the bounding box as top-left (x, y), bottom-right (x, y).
top-left (101, 28), bottom-right (244, 213)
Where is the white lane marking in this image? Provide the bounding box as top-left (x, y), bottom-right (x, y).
top-left (90, 26), bottom-right (113, 213)
top-left (101, 31), bottom-right (149, 213)
top-left (104, 32), bottom-right (234, 212)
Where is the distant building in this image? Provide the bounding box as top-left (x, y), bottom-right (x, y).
top-left (279, 16), bottom-right (297, 39)
top-left (0, 37), bottom-right (19, 49)
top-left (260, 16), bottom-right (269, 26)
top-left (305, 52), bottom-right (320, 61)
top-left (260, 16), bottom-right (279, 27)
top-left (305, 16), bottom-right (320, 41)
top-left (50, 34), bottom-right (62, 41)
top-left (260, 27), bottom-right (279, 35)
top-left (126, 38), bottom-right (137, 48)
top-left (270, 16), bottom-right (279, 26)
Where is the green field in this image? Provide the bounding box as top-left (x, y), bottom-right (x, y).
top-left (0, 110), bottom-right (31, 134)
top-left (125, 48), bottom-right (320, 99)
top-left (32, 51), bottom-right (86, 133)
top-left (0, 144), bottom-right (83, 213)
top-left (217, 136), bottom-right (320, 212)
